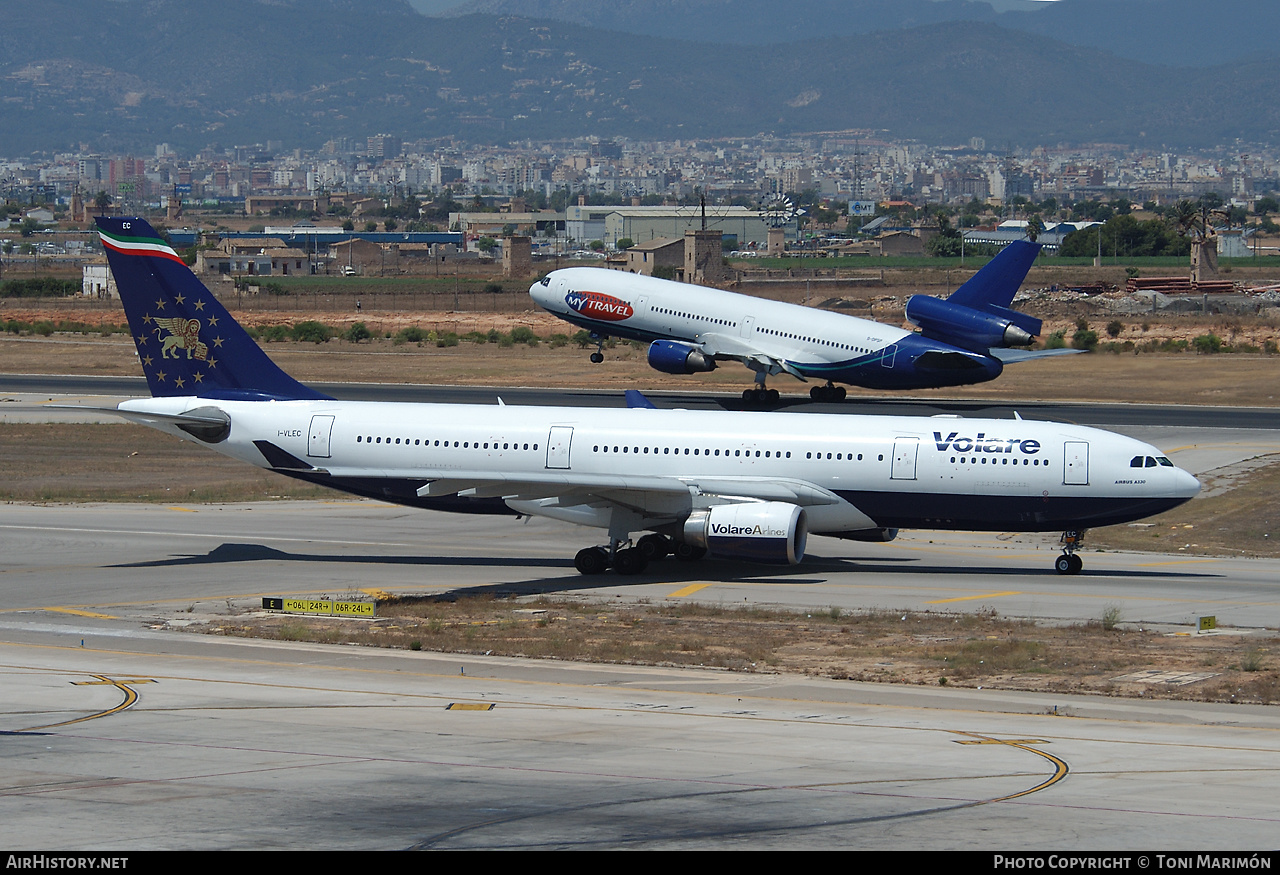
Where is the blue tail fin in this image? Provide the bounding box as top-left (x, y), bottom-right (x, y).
top-left (96, 217), bottom-right (329, 401)
top-left (945, 239), bottom-right (1042, 338)
top-left (947, 239), bottom-right (1041, 309)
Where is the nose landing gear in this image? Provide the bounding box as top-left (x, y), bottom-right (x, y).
top-left (1055, 529), bottom-right (1086, 574)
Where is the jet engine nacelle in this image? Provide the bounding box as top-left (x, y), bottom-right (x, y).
top-left (648, 339), bottom-right (716, 375)
top-left (682, 502), bottom-right (807, 565)
top-left (905, 295), bottom-right (1036, 350)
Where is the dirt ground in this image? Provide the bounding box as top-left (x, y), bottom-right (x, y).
top-left (3, 295), bottom-right (1279, 705)
top-left (3, 327), bottom-right (1280, 406)
top-left (207, 596), bottom-right (1280, 706)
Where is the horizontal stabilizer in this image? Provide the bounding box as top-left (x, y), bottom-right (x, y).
top-left (989, 347), bottom-right (1086, 363)
top-left (54, 404), bottom-right (231, 442)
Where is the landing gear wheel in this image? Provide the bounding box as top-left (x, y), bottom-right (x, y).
top-left (575, 546), bottom-right (610, 575)
top-left (766, 388), bottom-right (779, 403)
top-left (810, 384), bottom-right (845, 402)
top-left (613, 547), bottom-right (649, 575)
top-left (1056, 529), bottom-right (1086, 575)
top-left (590, 352), bottom-right (604, 364)
top-left (637, 533), bottom-right (673, 561)
top-left (674, 542), bottom-right (707, 562)
top-left (1055, 553), bottom-right (1083, 575)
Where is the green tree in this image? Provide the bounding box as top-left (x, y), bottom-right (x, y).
top-left (343, 322), bottom-right (372, 343)
top-left (925, 214), bottom-right (962, 257)
top-left (1193, 334), bottom-right (1223, 354)
top-left (616, 238), bottom-right (634, 250)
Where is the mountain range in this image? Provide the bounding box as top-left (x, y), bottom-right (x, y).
top-left (0, 0), bottom-right (1277, 155)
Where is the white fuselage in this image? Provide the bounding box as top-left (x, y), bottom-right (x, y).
top-left (121, 396), bottom-right (1200, 537)
top-left (532, 267), bottom-right (911, 364)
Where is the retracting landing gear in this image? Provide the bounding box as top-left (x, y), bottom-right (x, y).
top-left (1055, 529), bottom-right (1086, 575)
top-left (589, 333), bottom-right (605, 364)
top-left (809, 382), bottom-right (846, 403)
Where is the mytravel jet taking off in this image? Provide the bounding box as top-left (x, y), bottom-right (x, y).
top-left (92, 217), bottom-right (1197, 576)
top-left (530, 240), bottom-right (1078, 403)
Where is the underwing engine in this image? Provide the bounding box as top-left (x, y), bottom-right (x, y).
top-left (682, 502), bottom-right (807, 565)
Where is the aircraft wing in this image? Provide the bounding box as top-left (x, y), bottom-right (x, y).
top-left (403, 471), bottom-right (844, 507)
top-left (693, 332), bottom-right (809, 381)
top-left (989, 347), bottom-right (1087, 363)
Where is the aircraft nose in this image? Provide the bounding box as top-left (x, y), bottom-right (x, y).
top-left (1175, 468), bottom-right (1201, 499)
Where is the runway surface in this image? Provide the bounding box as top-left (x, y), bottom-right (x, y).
top-left (2, 377), bottom-right (1279, 849)
top-left (6, 371), bottom-right (1280, 429)
top-left (0, 501), bottom-right (1278, 849)
top-left (3, 625), bottom-right (1279, 850)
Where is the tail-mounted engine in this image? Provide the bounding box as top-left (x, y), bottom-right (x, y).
top-left (682, 502), bottom-right (807, 565)
top-left (905, 295), bottom-right (1040, 353)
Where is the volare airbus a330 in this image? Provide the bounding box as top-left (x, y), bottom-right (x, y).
top-left (90, 217), bottom-right (1196, 576)
top-left (531, 240), bottom-right (1077, 403)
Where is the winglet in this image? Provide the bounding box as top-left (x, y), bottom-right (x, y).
top-left (624, 389), bottom-right (658, 409)
top-left (95, 216), bottom-right (330, 402)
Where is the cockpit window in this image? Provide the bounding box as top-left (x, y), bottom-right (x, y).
top-left (1157, 457), bottom-right (1174, 467)
top-left (1130, 456), bottom-right (1144, 468)
top-left (1145, 456), bottom-right (1158, 467)
top-left (540, 276), bottom-right (551, 286)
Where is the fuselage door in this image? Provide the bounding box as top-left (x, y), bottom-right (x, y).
top-left (881, 344), bottom-right (897, 369)
top-left (1063, 441), bottom-right (1089, 485)
top-left (307, 414), bottom-right (335, 459)
top-left (891, 437), bottom-right (919, 480)
top-left (546, 426), bottom-right (573, 469)
top-left (741, 315), bottom-right (756, 339)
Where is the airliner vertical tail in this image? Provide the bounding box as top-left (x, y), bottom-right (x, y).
top-left (947, 239), bottom-right (1042, 310)
top-left (95, 216), bottom-right (330, 401)
top-left (904, 238), bottom-right (1044, 348)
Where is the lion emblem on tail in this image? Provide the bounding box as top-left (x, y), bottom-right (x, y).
top-left (154, 317), bottom-right (208, 360)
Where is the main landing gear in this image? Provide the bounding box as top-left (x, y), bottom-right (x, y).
top-left (574, 534), bottom-right (705, 575)
top-left (742, 369), bottom-right (780, 405)
top-left (589, 333), bottom-right (605, 364)
top-left (1055, 529), bottom-right (1086, 575)
top-left (809, 382), bottom-right (846, 403)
